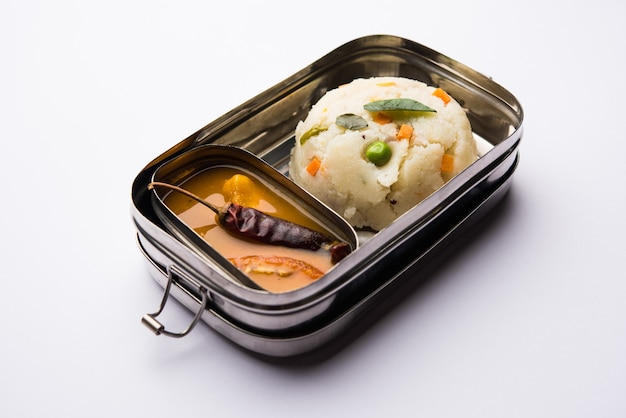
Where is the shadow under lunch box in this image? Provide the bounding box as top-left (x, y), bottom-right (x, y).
top-left (130, 35), bottom-right (524, 358)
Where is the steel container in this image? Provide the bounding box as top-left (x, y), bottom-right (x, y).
top-left (130, 35), bottom-right (523, 358)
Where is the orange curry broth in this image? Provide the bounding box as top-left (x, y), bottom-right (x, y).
top-left (163, 167), bottom-right (335, 293)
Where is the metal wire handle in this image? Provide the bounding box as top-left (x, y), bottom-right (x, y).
top-left (141, 265), bottom-right (208, 338)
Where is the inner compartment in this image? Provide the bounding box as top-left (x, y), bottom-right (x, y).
top-left (150, 145), bottom-right (359, 294)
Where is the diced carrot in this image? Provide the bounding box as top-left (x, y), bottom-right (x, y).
top-left (432, 87), bottom-right (451, 106)
top-left (441, 154), bottom-right (454, 172)
top-left (373, 112), bottom-right (392, 125)
top-left (396, 124), bottom-right (414, 140)
top-left (306, 157), bottom-right (321, 176)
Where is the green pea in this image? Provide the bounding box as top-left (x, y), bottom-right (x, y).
top-left (365, 141), bottom-right (392, 166)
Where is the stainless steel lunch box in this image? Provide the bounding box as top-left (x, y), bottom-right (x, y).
top-left (130, 35), bottom-right (523, 358)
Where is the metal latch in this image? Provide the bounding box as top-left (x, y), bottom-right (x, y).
top-left (141, 265), bottom-right (209, 338)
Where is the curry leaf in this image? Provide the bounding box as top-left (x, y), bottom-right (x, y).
top-left (336, 113), bottom-right (368, 130)
top-left (364, 98), bottom-right (436, 113)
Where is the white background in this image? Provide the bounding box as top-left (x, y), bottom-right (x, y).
top-left (2, 1), bottom-right (625, 417)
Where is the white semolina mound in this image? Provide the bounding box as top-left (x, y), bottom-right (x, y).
top-left (289, 76), bottom-right (478, 231)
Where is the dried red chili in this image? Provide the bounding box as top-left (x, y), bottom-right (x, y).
top-left (149, 181), bottom-right (351, 264)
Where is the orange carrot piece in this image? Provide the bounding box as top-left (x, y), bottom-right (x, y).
top-left (306, 157), bottom-right (321, 176)
top-left (432, 87), bottom-right (451, 105)
top-left (373, 112), bottom-right (392, 125)
top-left (441, 154), bottom-right (454, 172)
top-left (396, 124), bottom-right (414, 140)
